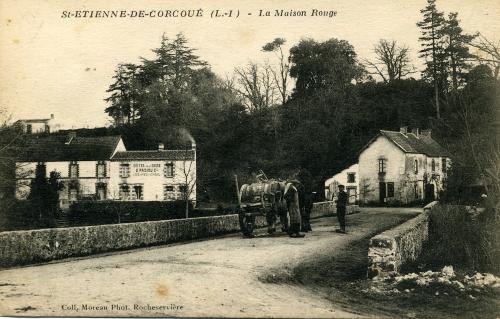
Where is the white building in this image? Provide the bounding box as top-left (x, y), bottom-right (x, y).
top-left (324, 163), bottom-right (359, 204)
top-left (14, 114), bottom-right (62, 134)
top-left (15, 133), bottom-right (196, 208)
top-left (109, 143), bottom-right (196, 202)
top-left (357, 127), bottom-right (451, 205)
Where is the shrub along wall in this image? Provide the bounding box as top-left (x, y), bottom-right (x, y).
top-left (0, 201), bottom-right (338, 268)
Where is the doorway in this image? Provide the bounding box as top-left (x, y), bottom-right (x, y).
top-left (379, 182), bottom-right (386, 205)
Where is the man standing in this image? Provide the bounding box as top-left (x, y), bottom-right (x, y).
top-left (335, 185), bottom-right (348, 233)
top-left (284, 182), bottom-right (305, 238)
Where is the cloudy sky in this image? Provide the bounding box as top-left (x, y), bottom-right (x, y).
top-left (1, 0), bottom-right (499, 128)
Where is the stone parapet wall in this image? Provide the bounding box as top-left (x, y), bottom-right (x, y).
top-left (311, 201), bottom-right (360, 218)
top-left (0, 215), bottom-right (256, 268)
top-left (367, 211), bottom-right (430, 278)
top-left (0, 201), bottom-right (352, 268)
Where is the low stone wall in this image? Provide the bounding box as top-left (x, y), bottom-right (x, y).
top-left (311, 201), bottom-right (360, 218)
top-left (367, 205), bottom-right (434, 279)
top-left (0, 201), bottom-right (352, 268)
top-left (0, 215), bottom-right (254, 268)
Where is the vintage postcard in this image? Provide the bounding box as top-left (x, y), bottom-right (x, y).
top-left (0, 0), bottom-right (499, 318)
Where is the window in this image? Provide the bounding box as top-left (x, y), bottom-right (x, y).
top-left (96, 161), bottom-right (106, 178)
top-left (413, 159), bottom-right (419, 174)
top-left (69, 188), bottom-right (78, 201)
top-left (179, 184), bottom-right (188, 193)
top-left (45, 125), bottom-right (50, 133)
top-left (431, 159), bottom-right (436, 172)
top-left (35, 162), bottom-right (46, 177)
top-left (442, 158), bottom-right (447, 173)
top-left (119, 184), bottom-right (130, 200)
top-left (69, 161), bottom-right (79, 178)
top-left (164, 185), bottom-right (175, 200)
top-left (347, 173), bottom-right (356, 183)
top-left (119, 163), bottom-right (130, 178)
top-left (132, 185), bottom-right (143, 200)
top-left (96, 183), bottom-right (107, 200)
top-left (164, 162), bottom-right (174, 177)
top-left (387, 182), bottom-right (395, 198)
top-left (378, 159), bottom-right (386, 173)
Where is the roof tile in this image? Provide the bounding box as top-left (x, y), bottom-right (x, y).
top-left (111, 150), bottom-right (195, 161)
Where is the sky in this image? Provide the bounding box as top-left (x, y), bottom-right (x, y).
top-left (1, 0), bottom-right (499, 129)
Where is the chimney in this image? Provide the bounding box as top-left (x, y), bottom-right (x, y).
top-left (50, 114), bottom-right (54, 119)
top-left (400, 126), bottom-right (408, 134)
top-left (412, 128), bottom-right (421, 137)
top-left (65, 131), bottom-right (76, 145)
top-left (421, 129), bottom-right (432, 137)
top-left (191, 140), bottom-right (196, 150)
top-left (158, 143), bottom-right (164, 151)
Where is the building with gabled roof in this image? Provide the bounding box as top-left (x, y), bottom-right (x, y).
top-left (357, 127), bottom-right (451, 205)
top-left (15, 133), bottom-right (196, 208)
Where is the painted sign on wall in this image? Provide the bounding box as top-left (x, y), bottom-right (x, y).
top-left (132, 163), bottom-right (161, 176)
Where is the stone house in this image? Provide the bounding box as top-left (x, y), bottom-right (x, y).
top-left (358, 127), bottom-right (451, 205)
top-left (15, 133), bottom-right (196, 208)
top-left (324, 163), bottom-right (359, 203)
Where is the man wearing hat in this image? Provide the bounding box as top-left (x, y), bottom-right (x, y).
top-left (335, 184), bottom-right (348, 233)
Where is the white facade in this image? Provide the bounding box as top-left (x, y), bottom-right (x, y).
top-left (14, 114), bottom-right (61, 134)
top-left (15, 135), bottom-right (196, 208)
top-left (324, 163), bottom-right (359, 203)
top-left (108, 159), bottom-right (196, 202)
top-left (357, 130), bottom-right (449, 205)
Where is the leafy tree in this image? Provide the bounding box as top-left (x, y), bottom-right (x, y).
top-left (288, 38), bottom-right (365, 97)
top-left (105, 63), bottom-right (141, 125)
top-left (417, 0), bottom-right (447, 118)
top-left (441, 12), bottom-right (476, 91)
top-left (27, 170), bottom-right (62, 227)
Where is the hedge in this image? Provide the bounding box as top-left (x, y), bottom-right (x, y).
top-left (68, 200), bottom-right (194, 225)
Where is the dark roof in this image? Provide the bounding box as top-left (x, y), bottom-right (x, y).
top-left (379, 130), bottom-right (451, 157)
top-left (16, 135), bottom-right (122, 162)
top-left (111, 150), bottom-right (195, 161)
top-left (14, 119), bottom-right (51, 123)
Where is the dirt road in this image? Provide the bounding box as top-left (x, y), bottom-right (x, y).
top-left (0, 207), bottom-right (419, 318)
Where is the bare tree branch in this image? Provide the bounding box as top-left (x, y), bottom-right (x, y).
top-left (363, 39), bottom-right (416, 83)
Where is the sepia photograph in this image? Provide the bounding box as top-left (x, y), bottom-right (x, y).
top-left (0, 0), bottom-right (499, 317)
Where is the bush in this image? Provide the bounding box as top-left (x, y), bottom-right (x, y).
top-left (68, 200), bottom-right (194, 226)
top-left (0, 200), bottom-right (59, 231)
top-left (421, 204), bottom-right (499, 274)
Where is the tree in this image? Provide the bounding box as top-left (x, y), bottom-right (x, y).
top-left (417, 0), bottom-right (447, 119)
top-left (363, 39), bottom-right (415, 83)
top-left (234, 62), bottom-right (278, 111)
top-left (105, 63), bottom-right (141, 126)
top-left (27, 170), bottom-right (62, 227)
top-left (105, 33), bottom-right (208, 129)
top-left (441, 12), bottom-right (476, 91)
top-left (289, 38), bottom-right (365, 97)
top-left (262, 38), bottom-right (290, 104)
top-left (469, 35), bottom-right (500, 79)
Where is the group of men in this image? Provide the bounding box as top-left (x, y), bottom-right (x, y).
top-left (283, 182), bottom-right (348, 238)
